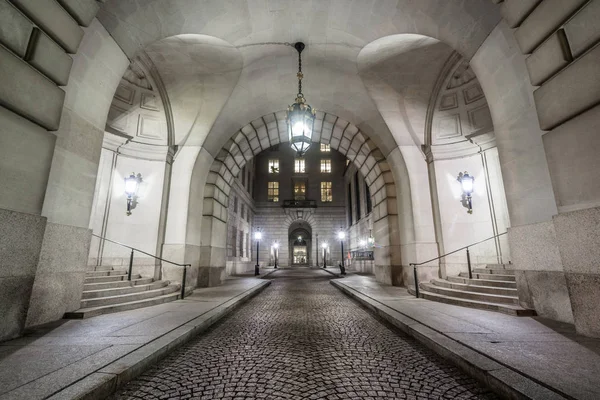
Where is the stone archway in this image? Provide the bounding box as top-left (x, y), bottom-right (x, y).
top-left (198, 111), bottom-right (404, 286)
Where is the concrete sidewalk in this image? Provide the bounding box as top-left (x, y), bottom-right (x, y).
top-left (0, 276), bottom-right (271, 400)
top-left (331, 274), bottom-right (600, 400)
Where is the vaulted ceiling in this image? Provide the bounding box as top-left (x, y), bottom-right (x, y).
top-left (98, 0), bottom-right (501, 157)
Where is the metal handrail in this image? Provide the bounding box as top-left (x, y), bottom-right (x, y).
top-left (409, 231), bottom-right (507, 298)
top-left (92, 233), bottom-right (191, 299)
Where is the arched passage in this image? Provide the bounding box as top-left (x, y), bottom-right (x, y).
top-left (197, 111), bottom-right (405, 286)
top-left (289, 221), bottom-right (311, 266)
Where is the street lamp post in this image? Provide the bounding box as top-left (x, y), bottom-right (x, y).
top-left (254, 230), bottom-right (262, 276)
top-left (315, 234), bottom-right (319, 268)
top-left (338, 230), bottom-right (346, 275)
top-left (273, 242), bottom-right (279, 269)
top-left (322, 242), bottom-right (328, 268)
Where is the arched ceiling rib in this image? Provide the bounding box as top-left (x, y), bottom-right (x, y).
top-left (204, 111), bottom-right (394, 226)
top-left (358, 34), bottom-right (455, 148)
top-left (144, 35), bottom-right (243, 146)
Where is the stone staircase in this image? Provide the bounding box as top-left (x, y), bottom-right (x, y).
top-left (409, 264), bottom-right (536, 316)
top-left (64, 265), bottom-right (183, 319)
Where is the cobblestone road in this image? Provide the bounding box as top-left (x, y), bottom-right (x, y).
top-left (113, 269), bottom-right (498, 400)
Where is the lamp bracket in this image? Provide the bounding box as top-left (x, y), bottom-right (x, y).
top-left (294, 42), bottom-right (305, 54)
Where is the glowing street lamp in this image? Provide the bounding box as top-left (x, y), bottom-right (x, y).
top-left (457, 171), bottom-right (475, 214)
top-left (254, 230), bottom-right (262, 276)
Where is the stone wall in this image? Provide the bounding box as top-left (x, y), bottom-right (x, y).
top-left (0, 0), bottom-right (128, 340)
top-left (225, 163), bottom-right (255, 276)
top-left (479, 0), bottom-right (600, 335)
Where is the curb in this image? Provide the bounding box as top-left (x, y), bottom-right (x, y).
top-left (259, 269), bottom-right (279, 279)
top-left (318, 267), bottom-right (343, 278)
top-left (49, 280), bottom-right (271, 400)
top-left (330, 280), bottom-right (568, 400)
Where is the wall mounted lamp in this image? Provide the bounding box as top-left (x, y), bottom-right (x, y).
top-left (457, 171), bottom-right (474, 214)
top-left (124, 173), bottom-right (142, 216)
top-left (367, 229), bottom-right (375, 248)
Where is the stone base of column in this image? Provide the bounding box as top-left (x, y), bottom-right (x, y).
top-left (373, 265), bottom-right (403, 286)
top-left (554, 206), bottom-right (600, 337)
top-left (197, 266), bottom-right (226, 288)
top-left (0, 209), bottom-right (46, 341)
top-left (25, 223), bottom-right (91, 328)
top-left (508, 221), bottom-right (574, 324)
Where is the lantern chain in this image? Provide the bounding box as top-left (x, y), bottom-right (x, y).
top-left (298, 50), bottom-right (302, 96)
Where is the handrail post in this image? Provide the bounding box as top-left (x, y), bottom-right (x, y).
top-left (128, 249), bottom-right (134, 281)
top-left (412, 264), bottom-right (419, 298)
top-left (466, 247), bottom-right (473, 280)
top-left (181, 265), bottom-right (187, 300)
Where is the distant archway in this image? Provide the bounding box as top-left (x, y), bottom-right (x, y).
top-left (289, 222), bottom-right (312, 266)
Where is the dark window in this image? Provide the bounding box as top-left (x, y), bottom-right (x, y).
top-left (366, 184), bottom-right (373, 214)
top-left (231, 226), bottom-right (237, 257)
top-left (234, 196), bottom-right (238, 213)
top-left (354, 172), bottom-right (361, 220)
top-left (239, 230), bottom-right (244, 258)
top-left (227, 226), bottom-right (233, 257)
top-left (347, 184), bottom-right (353, 226)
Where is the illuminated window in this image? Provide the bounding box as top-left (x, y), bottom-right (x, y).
top-left (294, 158), bottom-right (305, 173)
top-left (321, 182), bottom-right (333, 202)
top-left (320, 159), bottom-right (331, 173)
top-left (268, 159), bottom-right (279, 173)
top-left (267, 182), bottom-right (279, 202)
top-left (320, 143), bottom-right (331, 152)
top-left (294, 181), bottom-right (306, 200)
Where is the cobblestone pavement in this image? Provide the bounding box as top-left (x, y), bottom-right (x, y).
top-left (113, 268), bottom-right (498, 400)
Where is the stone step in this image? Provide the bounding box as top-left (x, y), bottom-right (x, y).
top-left (430, 279), bottom-right (518, 297)
top-left (82, 281), bottom-right (167, 299)
top-left (84, 274), bottom-right (141, 284)
top-left (80, 284), bottom-right (180, 308)
top-left (83, 277), bottom-right (154, 291)
top-left (447, 276), bottom-right (517, 288)
top-left (85, 269), bottom-right (128, 277)
top-left (64, 292), bottom-right (181, 319)
top-left (459, 272), bottom-right (515, 281)
top-left (87, 265), bottom-right (114, 271)
top-left (473, 268), bottom-right (515, 275)
top-left (421, 282), bottom-right (519, 305)
top-left (484, 264), bottom-right (510, 269)
top-left (408, 287), bottom-right (535, 316)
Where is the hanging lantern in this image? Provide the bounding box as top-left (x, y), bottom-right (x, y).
top-left (287, 42), bottom-right (315, 156)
